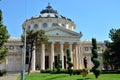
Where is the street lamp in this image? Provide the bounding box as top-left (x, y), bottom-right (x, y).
top-left (21, 26), bottom-right (26, 80)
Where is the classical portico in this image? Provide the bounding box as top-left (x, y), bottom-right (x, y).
top-left (31, 43), bottom-right (82, 70)
top-left (29, 26), bottom-right (82, 71)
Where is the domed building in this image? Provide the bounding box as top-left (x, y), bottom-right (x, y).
top-left (22, 3), bottom-right (82, 70)
top-left (0, 3), bottom-right (104, 72)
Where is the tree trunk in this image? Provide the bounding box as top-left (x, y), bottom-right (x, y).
top-left (28, 45), bottom-right (33, 74)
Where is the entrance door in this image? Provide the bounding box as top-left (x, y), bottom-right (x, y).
top-left (55, 56), bottom-right (57, 68)
top-left (45, 56), bottom-right (49, 69)
top-left (64, 56), bottom-right (66, 69)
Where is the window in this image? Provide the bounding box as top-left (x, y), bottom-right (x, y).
top-left (84, 47), bottom-right (89, 51)
top-left (42, 23), bottom-right (47, 28)
top-left (27, 25), bottom-right (31, 30)
top-left (34, 24), bottom-right (38, 30)
top-left (9, 46), bottom-right (14, 50)
top-left (52, 23), bottom-right (58, 27)
top-left (17, 46), bottom-right (21, 50)
top-left (98, 47), bottom-right (101, 51)
top-left (68, 26), bottom-right (71, 29)
top-left (62, 24), bottom-right (65, 27)
top-left (56, 33), bottom-right (59, 35)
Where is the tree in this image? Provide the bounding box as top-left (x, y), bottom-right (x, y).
top-left (56, 54), bottom-right (62, 73)
top-left (91, 38), bottom-right (101, 78)
top-left (22, 29), bottom-right (48, 74)
top-left (103, 41), bottom-right (115, 70)
top-left (66, 48), bottom-right (73, 76)
top-left (0, 9), bottom-right (9, 63)
top-left (108, 28), bottom-right (120, 69)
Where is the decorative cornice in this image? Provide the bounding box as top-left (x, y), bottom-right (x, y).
top-left (45, 26), bottom-right (82, 37)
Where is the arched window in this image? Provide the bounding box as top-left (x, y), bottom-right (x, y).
top-left (62, 24), bottom-right (65, 27)
top-left (34, 24), bottom-right (38, 30)
top-left (42, 23), bottom-right (47, 28)
top-left (52, 23), bottom-right (58, 27)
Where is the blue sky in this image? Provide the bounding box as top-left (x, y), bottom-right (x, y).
top-left (0, 0), bottom-right (120, 41)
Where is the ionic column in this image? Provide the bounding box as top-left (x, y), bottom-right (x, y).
top-left (69, 42), bottom-right (73, 62)
top-left (60, 42), bottom-right (64, 69)
top-left (41, 43), bottom-right (45, 70)
top-left (50, 42), bottom-right (55, 69)
top-left (75, 44), bottom-right (78, 69)
top-left (77, 44), bottom-right (81, 69)
top-left (31, 44), bottom-right (36, 71)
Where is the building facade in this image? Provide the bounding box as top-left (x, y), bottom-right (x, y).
top-left (0, 4), bottom-right (105, 72)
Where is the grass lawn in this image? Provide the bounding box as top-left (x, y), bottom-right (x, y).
top-left (17, 73), bottom-right (120, 80)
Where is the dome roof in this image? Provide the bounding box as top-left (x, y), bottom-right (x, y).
top-left (8, 37), bottom-right (20, 41)
top-left (40, 3), bottom-right (58, 14)
top-left (28, 3), bottom-right (72, 22)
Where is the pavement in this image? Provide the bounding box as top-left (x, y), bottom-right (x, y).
top-left (0, 72), bottom-right (20, 80)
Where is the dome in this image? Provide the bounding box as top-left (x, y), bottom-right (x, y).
top-left (8, 37), bottom-right (20, 41)
top-left (28, 3), bottom-right (72, 22)
top-left (23, 3), bottom-right (76, 32)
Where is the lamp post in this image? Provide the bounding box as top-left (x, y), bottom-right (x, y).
top-left (21, 26), bottom-right (26, 80)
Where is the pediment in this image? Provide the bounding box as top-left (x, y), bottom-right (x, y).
top-left (45, 27), bottom-right (82, 37)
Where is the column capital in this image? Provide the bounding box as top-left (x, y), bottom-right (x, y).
top-left (69, 42), bottom-right (73, 45)
top-left (51, 41), bottom-right (55, 44)
top-left (77, 41), bottom-right (80, 45)
top-left (60, 41), bottom-right (64, 44)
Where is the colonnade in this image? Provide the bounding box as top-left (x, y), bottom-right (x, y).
top-left (31, 41), bottom-right (81, 71)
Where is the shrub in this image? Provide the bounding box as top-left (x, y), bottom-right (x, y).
top-left (0, 70), bottom-right (3, 76)
top-left (81, 68), bottom-right (89, 77)
top-left (101, 70), bottom-right (120, 74)
top-left (91, 38), bottom-right (101, 78)
top-left (60, 69), bottom-right (68, 74)
top-left (56, 54), bottom-right (62, 73)
top-left (51, 69), bottom-right (68, 74)
top-left (40, 69), bottom-right (51, 73)
top-left (73, 69), bottom-right (82, 75)
top-left (117, 69), bottom-right (120, 74)
top-left (2, 69), bottom-right (7, 75)
top-left (66, 48), bottom-right (73, 76)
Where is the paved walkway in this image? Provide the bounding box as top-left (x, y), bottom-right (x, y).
top-left (0, 72), bottom-right (20, 80)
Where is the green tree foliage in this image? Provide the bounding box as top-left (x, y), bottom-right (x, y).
top-left (105, 28), bottom-right (120, 69)
top-left (53, 62), bottom-right (55, 72)
top-left (103, 49), bottom-right (114, 70)
top-left (91, 38), bottom-right (101, 78)
top-left (21, 29), bottom-right (48, 74)
top-left (0, 10), bottom-right (9, 63)
top-left (103, 41), bottom-right (115, 70)
top-left (56, 54), bottom-right (62, 73)
top-left (66, 48), bottom-right (73, 76)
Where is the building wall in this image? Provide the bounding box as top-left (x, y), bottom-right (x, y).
top-left (81, 40), bottom-right (105, 69)
top-left (0, 38), bottom-right (105, 72)
top-left (0, 38), bottom-right (23, 72)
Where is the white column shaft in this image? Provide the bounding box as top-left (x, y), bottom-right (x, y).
top-left (50, 42), bottom-right (54, 69)
top-left (77, 44), bottom-right (80, 69)
top-left (31, 45), bottom-right (36, 71)
top-left (60, 43), bottom-right (64, 69)
top-left (76, 45), bottom-right (78, 69)
top-left (41, 44), bottom-right (45, 70)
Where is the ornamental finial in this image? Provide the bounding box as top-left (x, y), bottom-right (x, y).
top-left (48, 2), bottom-right (50, 6)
